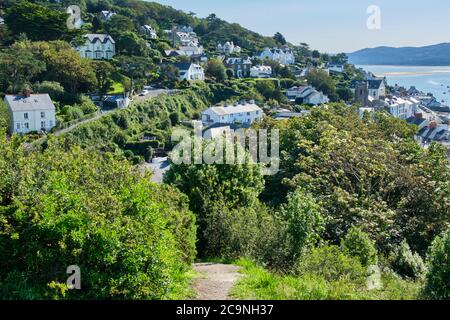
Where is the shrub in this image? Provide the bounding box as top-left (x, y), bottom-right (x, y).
top-left (422, 229), bottom-right (450, 300)
top-left (390, 240), bottom-right (426, 280)
top-left (0, 138), bottom-right (196, 299)
top-left (280, 189), bottom-right (324, 262)
top-left (297, 246), bottom-right (367, 284)
top-left (341, 226), bottom-right (378, 267)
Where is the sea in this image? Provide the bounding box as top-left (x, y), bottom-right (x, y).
top-left (357, 65), bottom-right (450, 106)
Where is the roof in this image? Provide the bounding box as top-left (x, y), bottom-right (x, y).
top-left (5, 94), bottom-right (56, 112)
top-left (349, 79), bottom-right (384, 90)
top-left (225, 57), bottom-right (251, 65)
top-left (174, 62), bottom-right (193, 71)
top-left (406, 116), bottom-right (428, 126)
top-left (205, 103), bottom-right (262, 116)
top-left (84, 34), bottom-right (115, 44)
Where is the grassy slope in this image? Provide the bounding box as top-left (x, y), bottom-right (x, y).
top-left (230, 259), bottom-right (421, 300)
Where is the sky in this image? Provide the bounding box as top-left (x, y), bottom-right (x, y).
top-left (150, 0), bottom-right (450, 53)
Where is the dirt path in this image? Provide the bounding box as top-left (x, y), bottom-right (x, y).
top-left (192, 263), bottom-right (241, 300)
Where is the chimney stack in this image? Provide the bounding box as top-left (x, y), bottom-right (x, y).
top-left (23, 86), bottom-right (31, 98)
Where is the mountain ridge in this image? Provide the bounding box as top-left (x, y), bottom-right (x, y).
top-left (348, 43), bottom-right (450, 66)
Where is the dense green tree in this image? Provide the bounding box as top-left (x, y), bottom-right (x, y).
top-left (0, 42), bottom-right (46, 93)
top-left (422, 229), bottom-right (450, 300)
top-left (273, 32), bottom-right (287, 45)
top-left (205, 58), bottom-right (227, 82)
top-left (92, 60), bottom-right (115, 94)
top-left (4, 0), bottom-right (81, 41)
top-left (0, 134), bottom-right (196, 299)
top-left (306, 69), bottom-right (338, 101)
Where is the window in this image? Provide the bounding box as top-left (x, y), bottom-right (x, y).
top-left (24, 123), bottom-right (29, 129)
top-left (24, 113), bottom-right (28, 119)
top-left (16, 123), bottom-right (20, 130)
top-left (41, 121), bottom-right (46, 129)
top-left (41, 112), bottom-right (45, 118)
top-left (247, 112), bottom-right (250, 116)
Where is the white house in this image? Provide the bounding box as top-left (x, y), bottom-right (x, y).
top-left (165, 44), bottom-right (204, 57)
top-left (250, 65), bottom-right (272, 78)
top-left (76, 34), bottom-right (116, 60)
top-left (4, 91), bottom-right (56, 134)
top-left (202, 101), bottom-right (263, 126)
top-left (99, 10), bottom-right (116, 21)
top-left (174, 62), bottom-right (205, 81)
top-left (165, 27), bottom-right (199, 47)
top-left (327, 63), bottom-right (345, 73)
top-left (286, 86), bottom-right (329, 105)
top-left (260, 47), bottom-right (295, 65)
top-left (140, 25), bottom-right (158, 39)
top-left (384, 96), bottom-right (416, 120)
top-left (217, 42), bottom-right (241, 54)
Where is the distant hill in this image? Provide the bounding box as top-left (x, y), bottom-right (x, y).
top-left (348, 43), bottom-right (450, 66)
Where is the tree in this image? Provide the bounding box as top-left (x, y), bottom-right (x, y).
top-left (0, 134), bottom-right (197, 299)
top-left (0, 42), bottom-right (46, 93)
top-left (306, 69), bottom-right (338, 101)
top-left (92, 60), bottom-right (115, 94)
top-left (4, 1), bottom-right (81, 41)
top-left (27, 41), bottom-right (96, 93)
top-left (422, 229), bottom-right (450, 299)
top-left (273, 32), bottom-right (287, 45)
top-left (105, 14), bottom-right (136, 38)
top-left (205, 58), bottom-right (227, 82)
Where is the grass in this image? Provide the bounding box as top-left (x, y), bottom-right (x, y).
top-left (230, 258), bottom-right (421, 300)
top-left (108, 81), bottom-right (125, 95)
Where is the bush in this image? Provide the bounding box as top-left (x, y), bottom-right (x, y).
top-left (296, 246), bottom-right (367, 284)
top-left (280, 189), bottom-right (324, 262)
top-left (0, 137), bottom-right (196, 299)
top-left (390, 240), bottom-right (426, 280)
top-left (341, 226), bottom-right (378, 267)
top-left (422, 229), bottom-right (450, 300)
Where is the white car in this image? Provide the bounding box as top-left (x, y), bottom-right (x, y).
top-left (139, 90), bottom-right (149, 96)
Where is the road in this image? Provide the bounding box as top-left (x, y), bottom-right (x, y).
top-left (53, 89), bottom-right (173, 137)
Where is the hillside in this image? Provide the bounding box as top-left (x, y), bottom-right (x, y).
top-left (348, 43), bottom-right (450, 66)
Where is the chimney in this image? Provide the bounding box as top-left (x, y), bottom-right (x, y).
top-left (429, 121), bottom-right (437, 129)
top-left (23, 88), bottom-right (31, 98)
top-left (414, 112), bottom-right (423, 119)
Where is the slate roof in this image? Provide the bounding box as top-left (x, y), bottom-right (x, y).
top-left (84, 34), bottom-right (115, 44)
top-left (349, 79), bottom-right (384, 90)
top-left (207, 103), bottom-right (262, 116)
top-left (5, 94), bottom-right (56, 112)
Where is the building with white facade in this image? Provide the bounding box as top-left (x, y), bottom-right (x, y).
top-left (99, 10), bottom-right (116, 21)
top-left (202, 101), bottom-right (263, 126)
top-left (286, 86), bottom-right (329, 105)
top-left (327, 63), bottom-right (345, 73)
top-left (260, 47), bottom-right (295, 65)
top-left (76, 34), bottom-right (116, 60)
top-left (250, 65), bottom-right (273, 78)
top-left (165, 44), bottom-right (204, 57)
top-left (140, 25), bottom-right (158, 39)
top-left (4, 92), bottom-right (56, 134)
top-left (165, 27), bottom-right (199, 47)
top-left (217, 42), bottom-right (241, 55)
top-left (384, 96), bottom-right (418, 120)
top-left (174, 62), bottom-right (205, 81)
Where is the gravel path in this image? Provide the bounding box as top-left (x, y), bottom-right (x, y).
top-left (192, 263), bottom-right (241, 300)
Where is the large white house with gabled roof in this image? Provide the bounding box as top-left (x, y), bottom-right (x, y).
top-left (76, 34), bottom-right (116, 60)
top-left (4, 92), bottom-right (56, 134)
top-left (202, 101), bottom-right (264, 126)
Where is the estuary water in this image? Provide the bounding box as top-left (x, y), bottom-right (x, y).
top-left (357, 65), bottom-right (450, 105)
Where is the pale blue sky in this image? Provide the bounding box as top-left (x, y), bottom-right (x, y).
top-left (150, 0), bottom-right (450, 53)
